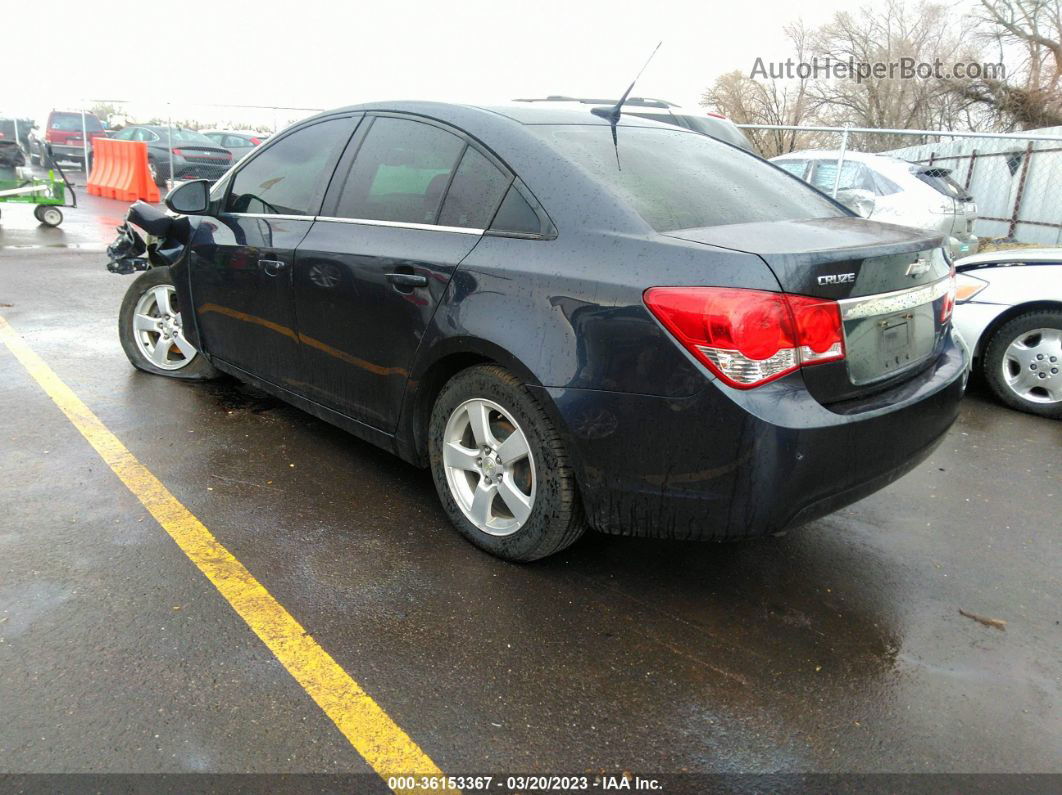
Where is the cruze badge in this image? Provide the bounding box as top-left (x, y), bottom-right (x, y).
top-left (905, 257), bottom-right (931, 277)
top-left (817, 272), bottom-right (856, 286)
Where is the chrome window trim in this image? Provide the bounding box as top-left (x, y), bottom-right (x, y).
top-left (227, 212), bottom-right (316, 221)
top-left (314, 216), bottom-right (484, 235)
top-left (837, 276), bottom-right (951, 320)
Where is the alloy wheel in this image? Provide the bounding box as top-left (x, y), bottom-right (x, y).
top-left (132, 284), bottom-right (197, 371)
top-left (442, 398), bottom-right (536, 536)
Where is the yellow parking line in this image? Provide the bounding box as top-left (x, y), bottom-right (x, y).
top-left (0, 315), bottom-right (452, 793)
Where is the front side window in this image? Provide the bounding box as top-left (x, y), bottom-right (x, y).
top-left (534, 125), bottom-right (844, 232)
top-left (334, 117), bottom-right (465, 224)
top-left (227, 118), bottom-right (350, 216)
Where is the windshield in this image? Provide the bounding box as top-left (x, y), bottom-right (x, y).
top-left (532, 125), bottom-right (844, 232)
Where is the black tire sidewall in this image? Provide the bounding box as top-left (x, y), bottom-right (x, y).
top-left (983, 310), bottom-right (1062, 418)
top-left (428, 366), bottom-right (583, 561)
top-left (118, 267), bottom-right (218, 381)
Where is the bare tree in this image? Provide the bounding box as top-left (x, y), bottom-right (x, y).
top-left (701, 23), bottom-right (834, 155)
top-left (953, 0), bottom-right (1062, 128)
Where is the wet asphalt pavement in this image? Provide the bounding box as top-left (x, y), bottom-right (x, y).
top-left (0, 187), bottom-right (1059, 780)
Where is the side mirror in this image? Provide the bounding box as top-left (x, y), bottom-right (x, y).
top-left (836, 188), bottom-right (876, 219)
top-left (165, 179), bottom-right (210, 215)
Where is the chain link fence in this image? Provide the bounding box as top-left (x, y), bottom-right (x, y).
top-left (3, 99), bottom-right (325, 190)
top-left (738, 123), bottom-right (1062, 252)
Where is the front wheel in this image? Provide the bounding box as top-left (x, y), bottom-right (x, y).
top-left (429, 365), bottom-right (586, 561)
top-left (983, 309), bottom-right (1062, 418)
top-left (118, 267), bottom-right (219, 380)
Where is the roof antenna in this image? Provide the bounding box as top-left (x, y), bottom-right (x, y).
top-left (591, 41), bottom-right (663, 170)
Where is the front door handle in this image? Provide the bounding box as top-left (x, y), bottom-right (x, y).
top-left (260, 259), bottom-right (287, 277)
top-left (386, 272), bottom-right (428, 289)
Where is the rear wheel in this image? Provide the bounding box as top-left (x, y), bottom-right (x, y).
top-left (429, 365), bottom-right (586, 561)
top-left (983, 309), bottom-right (1062, 418)
top-left (147, 159), bottom-right (163, 187)
top-left (118, 267), bottom-right (219, 380)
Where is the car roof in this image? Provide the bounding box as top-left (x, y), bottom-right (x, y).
top-left (316, 100), bottom-right (685, 130)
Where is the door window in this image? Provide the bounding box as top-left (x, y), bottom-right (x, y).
top-left (334, 117), bottom-right (465, 224)
top-left (437, 146), bottom-right (511, 229)
top-left (227, 118), bottom-right (350, 216)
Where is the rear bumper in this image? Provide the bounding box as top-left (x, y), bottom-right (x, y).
top-left (536, 332), bottom-right (969, 541)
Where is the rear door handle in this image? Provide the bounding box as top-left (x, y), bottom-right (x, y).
top-left (386, 272), bottom-right (428, 288)
top-left (259, 259), bottom-right (287, 277)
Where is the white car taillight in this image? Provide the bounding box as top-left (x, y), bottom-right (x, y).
top-left (644, 287), bottom-right (845, 389)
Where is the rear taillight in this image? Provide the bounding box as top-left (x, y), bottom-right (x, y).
top-left (249, 137), bottom-right (262, 145)
top-left (644, 287), bottom-right (845, 389)
top-left (172, 148), bottom-right (185, 156)
top-left (941, 266), bottom-right (957, 322)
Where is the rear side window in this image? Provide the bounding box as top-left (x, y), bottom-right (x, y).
top-left (534, 125), bottom-right (843, 232)
top-left (489, 185), bottom-right (542, 235)
top-left (438, 147), bottom-right (511, 229)
top-left (227, 118), bottom-right (350, 216)
top-left (335, 117), bottom-right (465, 225)
top-left (809, 160), bottom-right (876, 194)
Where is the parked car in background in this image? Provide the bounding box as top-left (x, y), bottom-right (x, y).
top-left (201, 130), bottom-right (269, 162)
top-left (114, 101), bottom-right (968, 561)
top-left (513, 96), bottom-right (757, 153)
top-left (111, 125), bottom-right (232, 185)
top-left (771, 150), bottom-right (979, 259)
top-left (30, 110), bottom-right (109, 168)
top-left (951, 248), bottom-right (1062, 418)
top-left (0, 117), bottom-right (34, 155)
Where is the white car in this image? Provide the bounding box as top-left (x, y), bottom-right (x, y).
top-left (771, 150), bottom-right (979, 260)
top-left (952, 248), bottom-right (1062, 418)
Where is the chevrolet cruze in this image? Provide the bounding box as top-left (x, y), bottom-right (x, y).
top-left (113, 102), bottom-right (969, 561)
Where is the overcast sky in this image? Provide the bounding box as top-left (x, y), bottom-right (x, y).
top-left (5, 0), bottom-right (846, 125)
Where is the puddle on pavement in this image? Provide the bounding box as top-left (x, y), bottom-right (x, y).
top-left (202, 381), bottom-right (283, 414)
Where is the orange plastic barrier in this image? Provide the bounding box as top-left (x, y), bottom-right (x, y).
top-left (87, 138), bottom-right (161, 203)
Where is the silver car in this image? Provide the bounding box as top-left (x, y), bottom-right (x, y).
top-left (952, 248), bottom-right (1062, 418)
top-left (772, 150), bottom-right (980, 259)
top-left (200, 130), bottom-right (268, 162)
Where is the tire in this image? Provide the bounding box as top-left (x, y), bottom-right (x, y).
top-left (147, 159), bottom-right (163, 187)
top-left (982, 309), bottom-right (1062, 419)
top-left (34, 206), bottom-right (62, 227)
top-left (118, 267), bottom-right (219, 380)
top-left (428, 365), bottom-right (586, 561)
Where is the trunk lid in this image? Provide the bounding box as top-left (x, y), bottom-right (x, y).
top-left (667, 216), bottom-right (953, 403)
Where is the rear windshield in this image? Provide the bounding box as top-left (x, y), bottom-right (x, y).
top-left (50, 113), bottom-right (104, 132)
top-left (914, 167), bottom-right (970, 200)
top-left (159, 128), bottom-right (216, 145)
top-left (679, 115), bottom-right (755, 152)
top-left (532, 125), bottom-right (843, 232)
